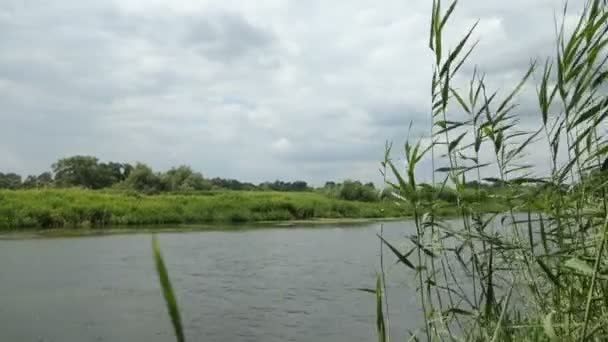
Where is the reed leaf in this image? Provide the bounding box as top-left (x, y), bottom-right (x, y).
top-left (152, 237), bottom-right (185, 342)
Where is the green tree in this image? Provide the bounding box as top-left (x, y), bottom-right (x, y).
top-left (380, 187), bottom-right (394, 200)
top-left (324, 181), bottom-right (337, 189)
top-left (22, 172), bottom-right (54, 189)
top-left (210, 178), bottom-right (257, 190)
top-left (338, 180), bottom-right (378, 202)
top-left (163, 166), bottom-right (211, 191)
top-left (179, 173), bottom-right (211, 191)
top-left (97, 162), bottom-right (132, 187)
top-left (37, 172), bottom-right (53, 187)
top-left (0, 172), bottom-right (22, 189)
top-left (52, 156), bottom-right (131, 189)
top-left (52, 156), bottom-right (101, 188)
top-left (121, 163), bottom-right (165, 194)
top-left (22, 175), bottom-right (37, 188)
top-left (260, 180), bottom-right (310, 191)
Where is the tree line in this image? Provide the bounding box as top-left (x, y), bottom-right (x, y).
top-left (0, 155), bottom-right (541, 204)
top-left (0, 155), bottom-right (385, 201)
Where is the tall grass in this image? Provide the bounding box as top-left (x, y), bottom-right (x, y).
top-left (376, 0), bottom-right (608, 340)
top-left (0, 189), bottom-right (413, 229)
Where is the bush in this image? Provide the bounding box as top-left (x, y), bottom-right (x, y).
top-left (335, 180), bottom-right (379, 202)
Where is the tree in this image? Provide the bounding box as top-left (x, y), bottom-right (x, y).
top-left (121, 163), bottom-right (165, 194)
top-left (179, 173), bottom-right (211, 191)
top-left (0, 172), bottom-right (22, 189)
top-left (338, 180), bottom-right (378, 202)
top-left (22, 172), bottom-right (54, 189)
top-left (291, 181), bottom-right (309, 191)
top-left (163, 166), bottom-right (211, 191)
top-left (260, 180), bottom-right (310, 191)
top-left (51, 156), bottom-right (131, 189)
top-left (380, 187), bottom-right (395, 200)
top-left (22, 175), bottom-right (37, 188)
top-left (324, 181), bottom-right (337, 189)
top-left (52, 156), bottom-right (101, 188)
top-left (210, 178), bottom-right (256, 190)
top-left (96, 162), bottom-right (132, 187)
top-left (37, 172), bottom-right (53, 186)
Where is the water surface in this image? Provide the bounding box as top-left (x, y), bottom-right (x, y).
top-left (0, 221), bottom-right (423, 342)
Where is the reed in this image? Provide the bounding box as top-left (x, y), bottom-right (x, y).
top-left (376, 0), bottom-right (608, 340)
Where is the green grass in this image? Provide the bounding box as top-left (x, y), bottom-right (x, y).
top-left (0, 188), bottom-right (511, 230)
top-left (0, 188), bottom-right (407, 229)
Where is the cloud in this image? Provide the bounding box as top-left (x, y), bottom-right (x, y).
top-left (271, 137), bottom-right (291, 153)
top-left (184, 10), bottom-right (276, 62)
top-left (0, 0), bottom-right (581, 184)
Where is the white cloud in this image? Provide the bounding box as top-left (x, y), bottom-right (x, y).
top-left (271, 137), bottom-right (291, 153)
top-left (248, 107), bottom-right (280, 129)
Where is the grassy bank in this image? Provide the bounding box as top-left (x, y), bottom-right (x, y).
top-left (0, 188), bottom-right (410, 229)
top-left (0, 188), bottom-right (510, 230)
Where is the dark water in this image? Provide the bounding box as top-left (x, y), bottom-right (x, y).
top-left (0, 221), bottom-right (424, 342)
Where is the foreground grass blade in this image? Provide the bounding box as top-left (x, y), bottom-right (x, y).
top-left (377, 234), bottom-right (416, 270)
top-left (152, 236), bottom-right (185, 342)
top-left (543, 312), bottom-right (558, 341)
top-left (376, 276), bottom-right (387, 342)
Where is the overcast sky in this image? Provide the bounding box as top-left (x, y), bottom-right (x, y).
top-left (0, 0), bottom-right (583, 184)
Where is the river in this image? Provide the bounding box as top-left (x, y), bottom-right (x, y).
top-left (0, 221), bottom-right (424, 342)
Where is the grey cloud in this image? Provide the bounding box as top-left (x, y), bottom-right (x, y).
top-left (184, 11), bottom-right (276, 62)
top-left (277, 139), bottom-right (382, 164)
top-left (366, 102), bottom-right (428, 128)
top-left (0, 0), bottom-right (578, 184)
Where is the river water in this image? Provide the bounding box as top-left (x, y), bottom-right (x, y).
top-left (0, 221), bottom-right (424, 342)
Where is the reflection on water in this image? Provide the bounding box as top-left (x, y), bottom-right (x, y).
top-left (0, 222), bottom-right (423, 342)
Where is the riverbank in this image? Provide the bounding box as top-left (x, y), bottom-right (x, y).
top-left (0, 189), bottom-right (509, 231)
top-left (0, 217), bottom-right (408, 239)
top-left (0, 189), bottom-right (411, 230)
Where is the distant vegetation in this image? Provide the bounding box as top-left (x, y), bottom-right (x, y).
top-left (0, 156), bottom-right (551, 230)
top-left (0, 155), bottom-right (527, 204)
top-left (1, 155), bottom-right (351, 195)
top-left (9, 155), bottom-right (313, 193)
